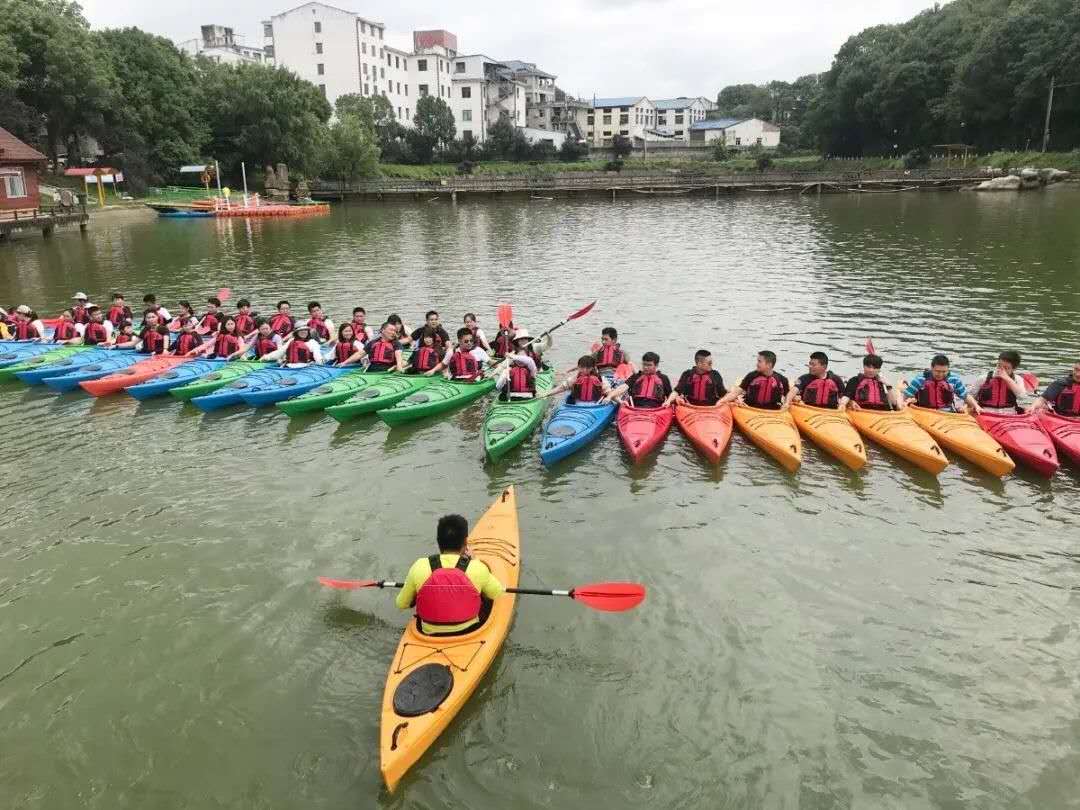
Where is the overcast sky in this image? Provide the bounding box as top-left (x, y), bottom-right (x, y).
top-left (81, 0), bottom-right (937, 98)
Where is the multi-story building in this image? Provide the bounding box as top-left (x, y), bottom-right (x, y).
top-left (447, 55), bottom-right (525, 142)
top-left (179, 25), bottom-right (268, 65)
top-left (651, 97), bottom-right (710, 140)
top-left (578, 97), bottom-right (657, 147)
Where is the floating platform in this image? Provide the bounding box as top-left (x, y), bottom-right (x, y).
top-left (146, 201), bottom-right (330, 219)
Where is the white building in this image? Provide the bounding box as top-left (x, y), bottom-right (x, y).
top-left (447, 54), bottom-right (525, 142)
top-left (651, 97), bottom-right (710, 141)
top-left (578, 97), bottom-right (658, 147)
top-left (179, 25), bottom-right (268, 65)
top-left (688, 117), bottom-right (781, 149)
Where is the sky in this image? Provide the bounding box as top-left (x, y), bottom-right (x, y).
top-left (81, 0), bottom-right (939, 99)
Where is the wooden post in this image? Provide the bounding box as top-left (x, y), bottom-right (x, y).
top-left (94, 169), bottom-right (105, 208)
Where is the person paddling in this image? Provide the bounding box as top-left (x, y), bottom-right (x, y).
top-left (351, 307), bottom-right (374, 342)
top-left (365, 322), bottom-right (406, 372)
top-left (434, 327), bottom-right (488, 381)
top-left (211, 316), bottom-right (247, 360)
top-left (305, 301), bottom-right (334, 343)
top-left (974, 350), bottom-right (1030, 414)
top-left (331, 323), bottom-right (365, 366)
top-left (78, 306), bottom-right (112, 346)
top-left (608, 352), bottom-right (672, 407)
top-left (839, 354), bottom-right (898, 411)
top-left (234, 299), bottom-right (257, 335)
top-left (900, 354), bottom-right (978, 412)
top-left (463, 313), bottom-right (492, 353)
top-left (491, 320), bottom-right (516, 359)
top-left (137, 310), bottom-right (171, 354)
top-left (106, 293), bottom-right (133, 328)
top-left (718, 350), bottom-right (791, 410)
top-left (268, 300), bottom-right (295, 339)
top-left (1030, 360), bottom-right (1080, 417)
top-left (395, 514), bottom-right (506, 636)
top-left (172, 319), bottom-right (204, 356)
top-left (494, 329), bottom-right (541, 401)
top-left (787, 351), bottom-right (846, 409)
top-left (593, 327), bottom-right (626, 374)
top-left (199, 297), bottom-right (222, 333)
top-left (668, 349), bottom-right (726, 406)
top-left (547, 355), bottom-right (613, 404)
top-left (51, 309), bottom-right (82, 344)
top-left (407, 328), bottom-right (444, 375)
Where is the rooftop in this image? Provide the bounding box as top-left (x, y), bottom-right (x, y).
top-left (591, 96), bottom-right (646, 109)
top-left (0, 127), bottom-right (47, 163)
top-left (690, 118), bottom-right (745, 131)
top-left (501, 59), bottom-right (556, 79)
top-left (654, 97), bottom-right (707, 110)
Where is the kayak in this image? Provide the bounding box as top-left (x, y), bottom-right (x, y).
top-left (790, 404), bottom-right (867, 471)
top-left (616, 403), bottom-right (674, 463)
top-left (169, 361), bottom-right (269, 401)
top-left (238, 365), bottom-right (353, 408)
top-left (380, 486), bottom-right (519, 793)
top-left (125, 359), bottom-right (229, 400)
top-left (907, 406), bottom-right (1015, 476)
top-left (80, 355), bottom-right (191, 397)
top-left (0, 346), bottom-right (90, 379)
top-left (324, 376), bottom-right (434, 423)
top-left (539, 395), bottom-right (617, 466)
top-left (0, 343), bottom-right (60, 368)
top-left (847, 409), bottom-right (949, 475)
top-left (1037, 411), bottom-right (1080, 467)
top-left (275, 368), bottom-right (376, 416)
top-left (13, 348), bottom-right (130, 385)
top-left (976, 411), bottom-right (1059, 477)
top-left (731, 405), bottom-right (802, 473)
top-left (41, 353), bottom-right (144, 392)
top-left (674, 402), bottom-right (733, 463)
top-left (189, 366), bottom-right (297, 412)
top-left (378, 377), bottom-right (496, 426)
top-left (481, 369), bottom-right (555, 460)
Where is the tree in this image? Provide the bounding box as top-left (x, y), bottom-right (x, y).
top-left (408, 95), bottom-right (455, 164)
top-left (0, 29), bottom-right (35, 143)
top-left (611, 134), bottom-right (633, 159)
top-left (558, 138), bottom-right (586, 162)
top-left (322, 112), bottom-right (379, 189)
top-left (484, 115), bottom-right (514, 160)
top-left (509, 129), bottom-right (532, 161)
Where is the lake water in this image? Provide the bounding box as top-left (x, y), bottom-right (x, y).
top-left (2, 188), bottom-right (1079, 809)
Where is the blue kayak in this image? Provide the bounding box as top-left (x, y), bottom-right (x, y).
top-left (41, 354), bottom-right (143, 392)
top-left (15, 348), bottom-right (132, 385)
top-left (125, 359), bottom-right (228, 400)
top-left (190, 366), bottom-right (303, 412)
top-left (237, 365), bottom-right (352, 408)
top-left (0, 344), bottom-right (57, 366)
top-left (539, 395), bottom-right (617, 466)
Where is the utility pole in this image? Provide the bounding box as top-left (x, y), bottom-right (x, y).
top-left (1042, 75), bottom-right (1055, 153)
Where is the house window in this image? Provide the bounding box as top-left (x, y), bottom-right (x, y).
top-left (315, 42), bottom-right (322, 54)
top-left (455, 61), bottom-right (465, 73)
top-left (317, 63), bottom-right (324, 75)
top-left (318, 84), bottom-right (326, 97)
top-left (587, 129), bottom-right (594, 136)
top-left (463, 129), bottom-right (472, 139)
top-left (395, 56), bottom-right (400, 68)
top-left (405, 85), bottom-right (408, 96)
top-left (735, 137), bottom-right (741, 146)
top-left (619, 114), bottom-right (628, 124)
top-left (603, 107), bottom-right (611, 113)
top-left (674, 115), bottom-right (683, 124)
top-left (620, 106), bottom-right (629, 112)
top-left (364, 83), bottom-right (369, 94)
top-left (362, 63), bottom-right (367, 75)
top-left (264, 45), bottom-right (274, 58)
top-left (362, 43), bottom-right (367, 54)
top-left (397, 82), bottom-right (401, 93)
top-left (2, 170), bottom-right (27, 198)
top-left (378, 28), bottom-right (383, 40)
top-left (602, 115), bottom-right (611, 125)
top-left (380, 67), bottom-right (385, 78)
top-left (417, 59), bottom-right (427, 71)
top-left (314, 21), bottom-right (321, 33)
top-left (461, 86), bottom-right (471, 99)
top-left (619, 129), bottom-right (628, 135)
top-left (756, 137), bottom-right (763, 145)
top-left (676, 108), bottom-right (684, 114)
top-left (406, 108), bottom-right (409, 119)
top-left (462, 110), bottom-right (472, 122)
top-left (603, 130), bottom-right (612, 136)
top-left (675, 130), bottom-right (684, 136)
top-left (263, 23), bottom-right (272, 37)
top-left (360, 22), bottom-right (366, 34)
top-left (587, 115), bottom-right (594, 124)
top-left (419, 84), bottom-right (428, 96)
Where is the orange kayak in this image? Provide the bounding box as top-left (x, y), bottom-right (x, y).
top-left (674, 403), bottom-right (733, 463)
top-left (79, 355), bottom-right (190, 397)
top-left (847, 409), bottom-right (948, 475)
top-left (731, 405), bottom-right (801, 472)
top-left (380, 487), bottom-right (520, 793)
top-left (790, 404), bottom-right (867, 470)
top-left (907, 406), bottom-right (1015, 476)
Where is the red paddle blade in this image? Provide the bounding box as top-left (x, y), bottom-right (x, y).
top-left (571, 582), bottom-right (646, 612)
top-left (497, 303), bottom-right (513, 329)
top-left (318, 576), bottom-right (380, 590)
top-left (217, 288), bottom-right (232, 302)
top-left (1021, 372), bottom-right (1039, 392)
top-left (567, 300), bottom-right (596, 322)
top-left (865, 337), bottom-right (877, 355)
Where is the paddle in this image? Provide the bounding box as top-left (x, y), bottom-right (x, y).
top-left (866, 337), bottom-right (877, 355)
top-left (484, 300), bottom-right (596, 381)
top-left (497, 303), bottom-right (513, 330)
top-left (318, 576), bottom-right (645, 612)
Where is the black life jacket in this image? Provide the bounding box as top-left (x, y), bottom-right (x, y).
top-left (269, 313), bottom-right (293, 337)
top-left (214, 333), bottom-right (241, 358)
top-left (852, 374), bottom-right (889, 410)
top-left (595, 342), bottom-right (624, 369)
top-left (83, 321), bottom-right (109, 345)
top-left (140, 326), bottom-right (167, 354)
top-left (368, 339), bottom-right (397, 369)
top-left (683, 370), bottom-right (722, 405)
top-left (173, 332), bottom-right (201, 355)
top-left (53, 321), bottom-right (78, 342)
top-left (571, 371), bottom-right (603, 403)
top-left (631, 372), bottom-right (666, 406)
top-left (71, 305), bottom-right (89, 324)
top-left (507, 363), bottom-right (535, 394)
top-left (235, 313), bottom-right (256, 334)
top-left (916, 371), bottom-right (955, 409)
top-left (1052, 379), bottom-right (1080, 417)
top-left (744, 373), bottom-right (785, 409)
top-left (449, 350), bottom-right (480, 379)
top-left (253, 335), bottom-right (277, 358)
top-left (977, 373), bottom-right (1017, 409)
top-left (334, 341), bottom-right (358, 364)
top-left (410, 345), bottom-right (441, 372)
top-left (286, 339), bottom-right (314, 364)
top-left (801, 373), bottom-right (843, 408)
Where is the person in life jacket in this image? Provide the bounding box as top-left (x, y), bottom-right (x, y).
top-left (547, 355), bottom-right (613, 404)
top-left (407, 328), bottom-right (444, 375)
top-left (494, 329), bottom-right (541, 401)
top-left (410, 310), bottom-right (450, 354)
top-left (71, 292), bottom-right (90, 325)
top-left (51, 309), bottom-right (82, 344)
top-left (106, 293), bottom-right (134, 328)
top-left (463, 313), bottom-right (492, 353)
top-left (263, 324), bottom-right (324, 366)
top-left (593, 327), bottom-right (626, 372)
top-left (142, 293), bottom-right (171, 323)
top-left (77, 306), bottom-right (112, 346)
top-left (788, 351), bottom-right (846, 409)
top-left (172, 319), bottom-right (204, 356)
top-left (0, 307), bottom-right (10, 340)
top-left (268, 300), bottom-right (295, 339)
top-left (672, 349), bottom-right (727, 406)
top-left (364, 322), bottom-right (405, 372)
top-left (396, 513), bottom-right (506, 636)
top-left (351, 306), bottom-right (374, 342)
top-left (234, 299), bottom-right (257, 336)
top-left (249, 319), bottom-right (282, 359)
top-left (900, 354), bottom-right (976, 412)
top-left (609, 352), bottom-right (673, 408)
top-left (199, 296), bottom-right (222, 334)
top-left (211, 316), bottom-right (246, 360)
top-left (1030, 360), bottom-right (1080, 417)
top-left (385, 314), bottom-right (413, 348)
top-left (331, 323), bottom-right (365, 366)
top-left (434, 327), bottom-right (489, 381)
top-left (305, 301), bottom-right (334, 343)
top-left (137, 310), bottom-right (171, 354)
top-left (839, 354), bottom-right (896, 412)
top-left (112, 320), bottom-right (138, 349)
top-left (974, 350), bottom-right (1029, 414)
top-left (719, 350), bottom-right (792, 411)
top-left (11, 305), bottom-right (44, 341)
top-left (173, 300), bottom-right (199, 332)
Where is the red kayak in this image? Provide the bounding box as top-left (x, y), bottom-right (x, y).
top-left (1037, 412), bottom-right (1080, 467)
top-left (617, 404), bottom-right (674, 462)
top-left (79, 355), bottom-right (190, 397)
top-left (976, 412), bottom-right (1059, 477)
top-left (674, 403), bottom-right (733, 463)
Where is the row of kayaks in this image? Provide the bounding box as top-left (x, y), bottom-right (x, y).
top-left (2, 341), bottom-right (1078, 475)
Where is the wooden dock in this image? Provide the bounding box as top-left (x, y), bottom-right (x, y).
top-left (0, 203), bottom-right (89, 240)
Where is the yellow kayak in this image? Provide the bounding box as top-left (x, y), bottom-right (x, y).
top-left (790, 403), bottom-right (867, 470)
top-left (380, 487), bottom-right (520, 792)
top-left (846, 409), bottom-right (949, 475)
top-left (732, 404), bottom-right (802, 472)
top-left (907, 406), bottom-right (1015, 476)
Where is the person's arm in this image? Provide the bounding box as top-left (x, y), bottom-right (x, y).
top-left (839, 376), bottom-right (859, 412)
top-left (604, 380), bottom-right (629, 404)
top-left (311, 340), bottom-right (325, 365)
top-left (475, 328), bottom-right (491, 352)
top-left (477, 563), bottom-right (506, 602)
top-left (263, 341), bottom-right (287, 363)
top-left (393, 348), bottom-right (405, 373)
top-left (995, 369), bottom-right (1027, 398)
top-left (782, 380), bottom-right (800, 410)
top-left (509, 354), bottom-right (537, 375)
top-left (428, 347), bottom-right (452, 376)
top-left (395, 561), bottom-right (423, 610)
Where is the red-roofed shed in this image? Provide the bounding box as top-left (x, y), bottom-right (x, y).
top-left (0, 127), bottom-right (47, 212)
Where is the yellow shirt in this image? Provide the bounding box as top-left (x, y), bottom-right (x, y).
top-left (396, 553), bottom-right (506, 634)
top-left (0, 323), bottom-right (10, 340)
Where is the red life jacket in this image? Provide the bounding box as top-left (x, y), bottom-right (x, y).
top-left (235, 313), bottom-right (256, 334)
top-left (801, 374), bottom-right (842, 408)
top-left (595, 342), bottom-right (624, 368)
top-left (13, 320), bottom-right (39, 340)
top-left (492, 328), bottom-right (514, 358)
top-left (286, 339), bottom-right (314, 364)
top-left (916, 371), bottom-right (955, 409)
top-left (414, 555), bottom-right (481, 628)
top-left (173, 332), bottom-right (201, 355)
top-left (269, 313), bottom-right (293, 337)
top-left (140, 326), bottom-right (166, 354)
top-left (351, 320), bottom-right (369, 340)
top-left (368, 339), bottom-right (397, 368)
top-left (200, 312), bottom-right (220, 333)
top-left (852, 375), bottom-right (889, 409)
top-left (334, 341), bottom-right (357, 364)
top-left (977, 373), bottom-right (1017, 409)
top-left (53, 321), bottom-right (78, 342)
top-left (410, 345), bottom-right (441, 372)
top-left (631, 372), bottom-right (665, 405)
top-left (83, 322), bottom-right (109, 345)
top-left (307, 317), bottom-right (330, 341)
top-left (571, 371), bottom-right (603, 402)
top-left (213, 333), bottom-right (241, 358)
top-left (71, 305), bottom-right (89, 324)
top-left (745, 373), bottom-right (785, 409)
top-left (106, 305), bottom-right (130, 326)
top-left (253, 335), bottom-right (278, 358)
top-left (1052, 380), bottom-right (1080, 417)
top-left (508, 363), bottom-right (535, 394)
top-left (684, 370), bottom-right (721, 405)
top-left (449, 350), bottom-right (480, 379)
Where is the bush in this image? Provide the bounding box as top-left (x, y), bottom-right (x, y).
top-left (604, 159), bottom-right (624, 172)
top-left (559, 139), bottom-right (587, 162)
top-left (611, 135), bottom-right (632, 159)
top-left (903, 147), bottom-right (930, 169)
top-left (457, 160), bottom-right (474, 175)
top-left (530, 141), bottom-right (557, 162)
top-left (712, 141), bottom-right (729, 161)
top-left (756, 155), bottom-right (774, 171)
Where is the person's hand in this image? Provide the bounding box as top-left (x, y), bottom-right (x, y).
top-left (993, 367), bottom-right (1010, 381)
top-left (779, 400), bottom-right (790, 412)
top-left (971, 402), bottom-right (983, 414)
top-left (423, 369), bottom-right (436, 376)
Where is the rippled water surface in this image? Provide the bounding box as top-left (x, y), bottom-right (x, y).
top-left (2, 189), bottom-right (1079, 809)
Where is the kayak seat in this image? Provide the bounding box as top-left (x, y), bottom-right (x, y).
top-left (547, 424), bottom-right (578, 437)
top-left (487, 420), bottom-right (516, 434)
top-left (405, 393), bottom-right (430, 404)
top-left (393, 663), bottom-right (454, 717)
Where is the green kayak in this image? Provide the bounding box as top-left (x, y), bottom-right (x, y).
top-left (275, 368), bottom-right (380, 416)
top-left (377, 377), bottom-right (496, 426)
top-left (325, 375), bottom-right (434, 423)
top-left (169, 361), bottom-right (269, 401)
top-left (482, 370), bottom-right (555, 460)
top-left (0, 345), bottom-right (89, 381)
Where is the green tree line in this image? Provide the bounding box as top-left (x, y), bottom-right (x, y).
top-left (714, 0), bottom-right (1080, 155)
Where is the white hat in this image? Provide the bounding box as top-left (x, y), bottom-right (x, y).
top-left (16, 304), bottom-right (31, 315)
top-left (513, 328), bottom-right (533, 342)
top-left (73, 292), bottom-right (88, 300)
